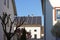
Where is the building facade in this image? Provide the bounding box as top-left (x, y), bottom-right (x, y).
top-left (0, 0), bottom-right (17, 40)
top-left (14, 16), bottom-right (43, 39)
top-left (41, 0), bottom-right (60, 40)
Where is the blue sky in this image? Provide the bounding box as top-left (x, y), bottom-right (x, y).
top-left (15, 0), bottom-right (44, 25)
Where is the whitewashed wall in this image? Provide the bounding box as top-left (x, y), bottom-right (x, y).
top-left (24, 27), bottom-right (41, 39)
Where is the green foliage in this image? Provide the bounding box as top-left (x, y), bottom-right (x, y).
top-left (51, 21), bottom-right (60, 37)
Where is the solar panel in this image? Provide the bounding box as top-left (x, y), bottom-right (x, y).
top-left (14, 16), bottom-right (41, 25)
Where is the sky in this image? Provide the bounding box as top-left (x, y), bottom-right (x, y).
top-left (15, 0), bottom-right (44, 26)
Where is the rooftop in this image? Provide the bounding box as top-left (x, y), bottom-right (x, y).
top-left (15, 16), bottom-right (42, 25)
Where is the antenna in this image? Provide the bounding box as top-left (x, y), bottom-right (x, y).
top-left (31, 14), bottom-right (34, 17)
top-left (28, 14), bottom-right (30, 17)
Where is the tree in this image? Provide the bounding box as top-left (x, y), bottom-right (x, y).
top-left (51, 21), bottom-right (60, 37)
top-left (0, 13), bottom-right (25, 40)
top-left (16, 28), bottom-right (21, 40)
top-left (20, 28), bottom-right (27, 40)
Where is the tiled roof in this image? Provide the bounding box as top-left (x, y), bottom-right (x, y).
top-left (15, 16), bottom-right (42, 25)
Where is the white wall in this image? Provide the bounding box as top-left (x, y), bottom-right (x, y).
top-left (3, 0), bottom-right (15, 33)
top-left (49, 0), bottom-right (60, 25)
top-left (0, 0), bottom-right (5, 40)
top-left (0, 0), bottom-right (15, 40)
top-left (25, 27), bottom-right (41, 39)
top-left (49, 0), bottom-right (60, 7)
top-left (14, 27), bottom-right (41, 39)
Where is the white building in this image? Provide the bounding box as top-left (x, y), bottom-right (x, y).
top-left (0, 0), bottom-right (17, 40)
top-left (41, 0), bottom-right (60, 40)
top-left (14, 16), bottom-right (43, 39)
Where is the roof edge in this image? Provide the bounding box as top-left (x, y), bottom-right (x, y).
top-left (12, 0), bottom-right (17, 16)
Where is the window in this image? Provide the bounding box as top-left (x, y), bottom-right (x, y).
top-left (54, 7), bottom-right (60, 20)
top-left (56, 9), bottom-right (60, 20)
top-left (34, 29), bottom-right (37, 32)
top-left (34, 34), bottom-right (37, 39)
top-left (4, 0), bottom-right (6, 5)
top-left (7, 0), bottom-right (9, 8)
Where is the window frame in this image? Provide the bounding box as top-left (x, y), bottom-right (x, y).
top-left (56, 9), bottom-right (60, 20)
top-left (54, 7), bottom-right (60, 20)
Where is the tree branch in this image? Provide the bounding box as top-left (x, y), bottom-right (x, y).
top-left (1, 23), bottom-right (5, 32)
top-left (10, 17), bottom-right (25, 38)
top-left (9, 21), bottom-right (14, 33)
top-left (1, 22), bottom-right (7, 36)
